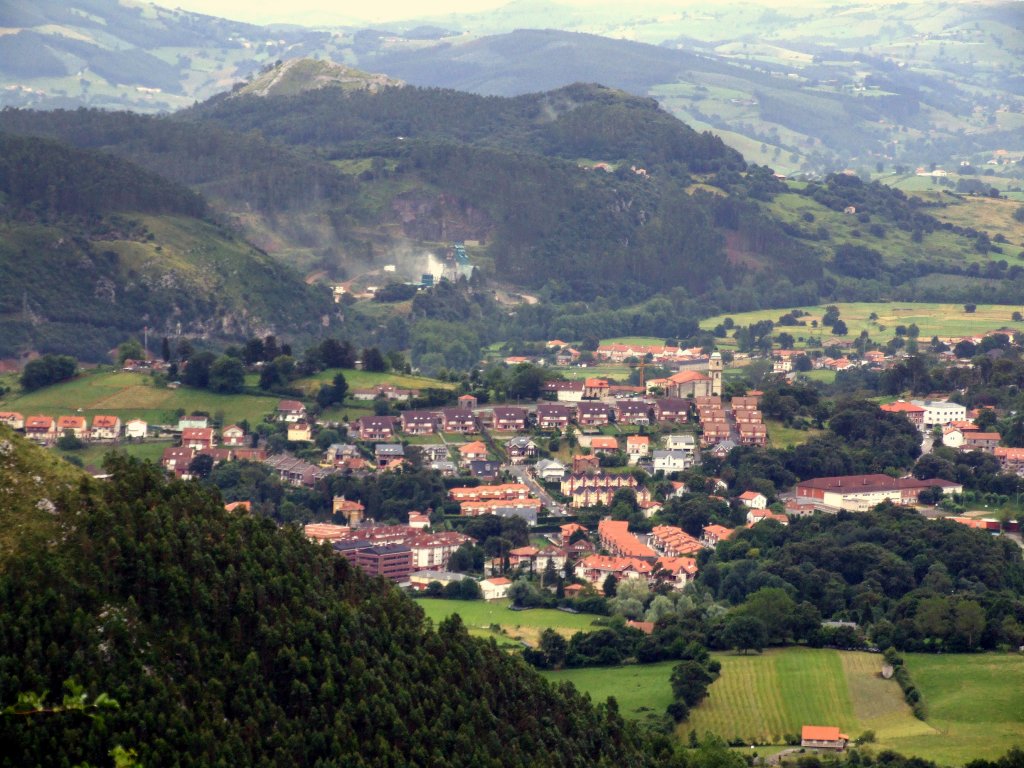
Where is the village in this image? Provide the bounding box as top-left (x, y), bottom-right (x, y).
top-left (6, 321), bottom-right (1022, 605)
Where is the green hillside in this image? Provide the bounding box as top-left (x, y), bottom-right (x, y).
top-left (0, 133), bottom-right (332, 360)
top-left (0, 435), bottom-right (658, 767)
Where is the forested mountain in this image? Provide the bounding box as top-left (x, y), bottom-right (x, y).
top-left (0, 76), bottom-right (1015, 357)
top-left (0, 432), bottom-right (659, 767)
top-left (0, 133), bottom-right (332, 360)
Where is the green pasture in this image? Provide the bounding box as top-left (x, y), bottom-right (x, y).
top-left (0, 369), bottom-right (281, 427)
top-left (542, 661), bottom-right (678, 722)
top-left (294, 368), bottom-right (456, 394)
top-left (879, 653), bottom-right (1024, 763)
top-left (701, 302), bottom-right (1024, 348)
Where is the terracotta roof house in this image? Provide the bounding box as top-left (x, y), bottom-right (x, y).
top-left (701, 524), bottom-right (735, 548)
top-left (0, 412), bottom-right (25, 430)
top-left (90, 415), bottom-right (121, 441)
top-left (589, 435), bottom-right (619, 454)
top-left (182, 427), bottom-right (215, 449)
top-left (276, 399), bottom-right (307, 422)
top-left (57, 415), bottom-right (87, 439)
top-left (459, 441), bottom-right (488, 462)
top-left (962, 431), bottom-right (1001, 453)
top-left (801, 726), bottom-right (849, 750)
top-left (879, 400), bottom-right (926, 429)
top-left (598, 519), bottom-right (656, 558)
top-left (626, 435), bottom-right (650, 462)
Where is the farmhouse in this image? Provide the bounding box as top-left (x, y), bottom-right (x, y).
top-left (801, 726), bottom-right (848, 751)
top-left (480, 577), bottom-right (512, 600)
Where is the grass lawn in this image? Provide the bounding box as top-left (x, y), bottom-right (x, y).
top-left (415, 598), bottom-right (601, 645)
top-left (876, 653), bottom-right (1024, 763)
top-left (764, 419), bottom-right (825, 449)
top-left (294, 368), bottom-right (456, 394)
top-left (561, 365), bottom-right (632, 382)
top-left (542, 661), bottom-right (678, 723)
top-left (701, 302), bottom-right (1024, 349)
top-left (0, 369), bottom-right (281, 427)
top-left (56, 440), bottom-right (171, 468)
top-left (687, 648), bottom-right (933, 746)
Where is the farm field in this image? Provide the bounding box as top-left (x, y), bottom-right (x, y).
top-left (687, 648), bottom-right (934, 746)
top-left (542, 661), bottom-right (677, 723)
top-left (701, 302), bottom-right (1024, 349)
top-left (879, 653), bottom-right (1024, 763)
top-left (415, 598), bottom-right (601, 646)
top-left (0, 369), bottom-right (281, 427)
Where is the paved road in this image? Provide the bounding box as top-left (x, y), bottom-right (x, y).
top-left (508, 464), bottom-right (566, 515)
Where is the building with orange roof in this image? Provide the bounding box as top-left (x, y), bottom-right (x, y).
top-left (747, 509), bottom-right (789, 526)
top-left (655, 556), bottom-right (699, 588)
top-left (879, 400), bottom-right (926, 430)
top-left (598, 519), bottom-right (656, 558)
top-left (701, 524), bottom-right (735, 548)
top-left (625, 434), bottom-right (650, 463)
top-left (224, 501), bottom-right (252, 513)
top-left (458, 441), bottom-right (488, 461)
top-left (648, 525), bottom-right (702, 557)
top-left (583, 378), bottom-right (610, 399)
top-left (559, 522), bottom-right (588, 544)
top-left (449, 484), bottom-right (530, 502)
top-left (90, 414), bottom-right (121, 441)
top-left (56, 415), bottom-right (87, 439)
top-left (590, 435), bottom-right (619, 454)
top-left (0, 412), bottom-right (24, 430)
top-left (801, 726), bottom-right (849, 750)
top-left (575, 554), bottom-right (653, 589)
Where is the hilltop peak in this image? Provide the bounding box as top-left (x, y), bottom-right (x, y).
top-left (234, 58), bottom-right (403, 98)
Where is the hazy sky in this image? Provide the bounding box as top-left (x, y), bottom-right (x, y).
top-left (154, 0), bottom-right (598, 25)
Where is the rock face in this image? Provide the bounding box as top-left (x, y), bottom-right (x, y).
top-left (391, 191), bottom-right (492, 243)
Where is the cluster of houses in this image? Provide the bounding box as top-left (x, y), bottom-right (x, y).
top-left (1, 412), bottom-right (148, 444)
top-left (692, 394), bottom-right (767, 449)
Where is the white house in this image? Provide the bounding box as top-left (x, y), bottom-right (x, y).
top-left (534, 459), bottom-right (567, 482)
top-left (125, 419), bottom-right (148, 439)
top-left (737, 490), bottom-right (768, 510)
top-left (652, 450), bottom-right (693, 472)
top-left (480, 577), bottom-right (512, 600)
top-left (664, 434), bottom-right (697, 453)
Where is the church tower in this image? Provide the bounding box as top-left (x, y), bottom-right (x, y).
top-left (709, 351), bottom-right (723, 397)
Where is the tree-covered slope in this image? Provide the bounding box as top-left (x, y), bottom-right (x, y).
top-left (0, 133), bottom-right (332, 360)
top-left (0, 440), bottom-right (656, 767)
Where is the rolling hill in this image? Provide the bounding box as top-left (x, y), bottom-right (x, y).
top-left (0, 132), bottom-right (333, 360)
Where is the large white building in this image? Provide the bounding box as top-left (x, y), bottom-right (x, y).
top-left (911, 400), bottom-right (967, 427)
